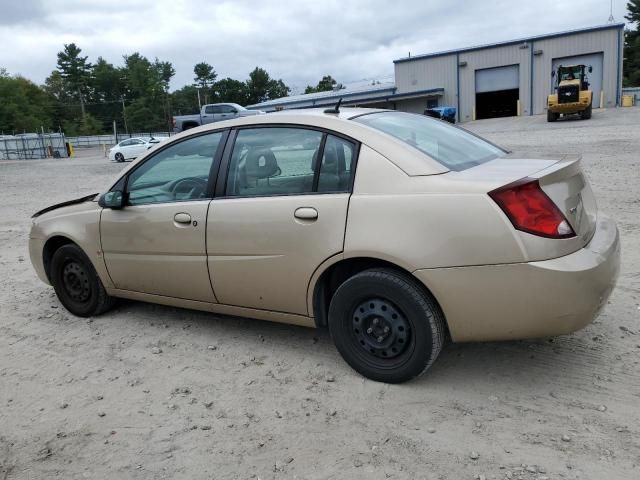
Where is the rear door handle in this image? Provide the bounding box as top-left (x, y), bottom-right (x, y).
top-left (294, 207), bottom-right (318, 220)
top-left (174, 212), bottom-right (192, 224)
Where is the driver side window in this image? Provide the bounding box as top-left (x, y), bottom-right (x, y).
top-left (126, 131), bottom-right (223, 206)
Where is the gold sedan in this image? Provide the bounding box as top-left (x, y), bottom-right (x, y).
top-left (28, 108), bottom-right (620, 383)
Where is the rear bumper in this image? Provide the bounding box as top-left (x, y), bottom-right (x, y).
top-left (414, 214), bottom-right (620, 342)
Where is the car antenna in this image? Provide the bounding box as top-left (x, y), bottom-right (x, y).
top-left (324, 98), bottom-right (342, 114)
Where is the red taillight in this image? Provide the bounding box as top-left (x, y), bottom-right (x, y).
top-left (489, 178), bottom-right (575, 239)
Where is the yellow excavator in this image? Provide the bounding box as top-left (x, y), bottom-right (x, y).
top-left (547, 64), bottom-right (593, 122)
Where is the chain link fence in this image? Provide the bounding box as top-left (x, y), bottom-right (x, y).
top-left (67, 131), bottom-right (174, 148)
top-left (0, 131), bottom-right (176, 160)
top-left (0, 133), bottom-right (69, 160)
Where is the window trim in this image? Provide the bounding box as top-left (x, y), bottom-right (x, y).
top-left (213, 123), bottom-right (360, 200)
top-left (107, 128), bottom-right (230, 207)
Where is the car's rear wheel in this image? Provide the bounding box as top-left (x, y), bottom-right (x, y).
top-left (328, 268), bottom-right (445, 383)
top-left (50, 244), bottom-right (115, 317)
top-left (115, 152), bottom-right (124, 162)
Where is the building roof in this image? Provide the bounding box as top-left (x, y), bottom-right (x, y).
top-left (394, 23), bottom-right (625, 64)
top-left (248, 81), bottom-right (396, 109)
top-left (247, 82), bottom-right (446, 111)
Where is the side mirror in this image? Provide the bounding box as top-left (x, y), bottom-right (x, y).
top-left (98, 190), bottom-right (124, 209)
top-left (588, 66), bottom-right (593, 73)
top-left (551, 71), bottom-right (555, 78)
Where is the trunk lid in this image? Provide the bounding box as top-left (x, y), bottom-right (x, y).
top-left (455, 153), bottom-right (597, 260)
top-left (529, 155), bottom-right (597, 246)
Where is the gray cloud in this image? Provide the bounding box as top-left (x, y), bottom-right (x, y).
top-left (0, 0), bottom-right (629, 94)
top-left (0, 0), bottom-right (44, 25)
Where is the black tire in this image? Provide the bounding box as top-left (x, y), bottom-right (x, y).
top-left (581, 102), bottom-right (592, 120)
top-left (547, 110), bottom-right (558, 122)
top-left (115, 152), bottom-right (125, 162)
top-left (328, 268), bottom-right (445, 383)
top-left (50, 244), bottom-right (115, 317)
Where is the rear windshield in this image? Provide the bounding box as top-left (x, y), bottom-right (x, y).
top-left (353, 111), bottom-right (506, 171)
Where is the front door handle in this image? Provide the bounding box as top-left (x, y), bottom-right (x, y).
top-left (294, 207), bottom-right (318, 220)
top-left (174, 212), bottom-right (192, 224)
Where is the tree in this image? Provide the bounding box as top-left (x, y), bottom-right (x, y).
top-left (121, 53), bottom-right (175, 131)
top-left (193, 62), bottom-right (217, 104)
top-left (171, 85), bottom-right (201, 115)
top-left (91, 58), bottom-right (126, 132)
top-left (62, 113), bottom-right (102, 136)
top-left (305, 75), bottom-right (343, 94)
top-left (0, 75), bottom-right (53, 133)
top-left (56, 43), bottom-right (92, 116)
top-left (194, 62), bottom-right (217, 88)
top-left (154, 59), bottom-right (175, 130)
top-left (212, 78), bottom-right (248, 105)
top-left (268, 79), bottom-right (290, 100)
top-left (624, 0), bottom-right (640, 86)
top-left (245, 67), bottom-right (290, 105)
top-left (123, 53), bottom-right (155, 99)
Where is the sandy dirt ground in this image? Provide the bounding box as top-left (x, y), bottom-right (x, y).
top-left (1, 108), bottom-right (639, 480)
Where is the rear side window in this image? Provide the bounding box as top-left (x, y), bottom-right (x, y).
top-left (317, 135), bottom-right (355, 193)
top-left (226, 128), bottom-right (322, 196)
top-left (353, 111), bottom-right (505, 171)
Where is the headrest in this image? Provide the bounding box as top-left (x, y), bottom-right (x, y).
top-left (244, 148), bottom-right (279, 179)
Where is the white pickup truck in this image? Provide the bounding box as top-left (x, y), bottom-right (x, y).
top-left (172, 103), bottom-right (265, 132)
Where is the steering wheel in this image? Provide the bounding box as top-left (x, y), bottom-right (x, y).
top-left (170, 177), bottom-right (208, 200)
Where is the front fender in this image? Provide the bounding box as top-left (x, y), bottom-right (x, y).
top-left (29, 201), bottom-right (113, 288)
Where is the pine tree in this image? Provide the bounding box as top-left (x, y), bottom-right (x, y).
top-left (624, 0), bottom-right (640, 86)
top-left (56, 43), bottom-right (92, 116)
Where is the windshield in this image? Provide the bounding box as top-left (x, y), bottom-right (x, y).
top-left (353, 111), bottom-right (506, 171)
top-left (558, 66), bottom-right (582, 81)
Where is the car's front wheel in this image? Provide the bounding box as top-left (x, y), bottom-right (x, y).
top-left (328, 268), bottom-right (445, 383)
top-left (115, 153), bottom-right (124, 162)
top-left (50, 244), bottom-right (115, 317)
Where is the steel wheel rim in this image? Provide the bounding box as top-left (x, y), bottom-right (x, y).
top-left (351, 298), bottom-right (411, 360)
top-left (62, 261), bottom-right (91, 303)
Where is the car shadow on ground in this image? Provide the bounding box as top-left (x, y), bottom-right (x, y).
top-left (107, 298), bottom-right (602, 393)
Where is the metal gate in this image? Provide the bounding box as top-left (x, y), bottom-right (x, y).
top-left (0, 134), bottom-right (69, 160)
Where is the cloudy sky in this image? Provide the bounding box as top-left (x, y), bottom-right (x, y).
top-left (0, 0), bottom-right (630, 93)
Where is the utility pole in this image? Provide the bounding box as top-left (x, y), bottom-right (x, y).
top-left (78, 88), bottom-right (86, 117)
top-left (121, 98), bottom-right (129, 135)
top-left (608, 0), bottom-right (615, 22)
top-left (197, 88), bottom-right (203, 124)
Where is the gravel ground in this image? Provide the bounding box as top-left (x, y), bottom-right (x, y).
top-left (1, 108), bottom-right (639, 480)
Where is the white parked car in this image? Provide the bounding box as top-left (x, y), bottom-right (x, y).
top-left (109, 137), bottom-right (165, 162)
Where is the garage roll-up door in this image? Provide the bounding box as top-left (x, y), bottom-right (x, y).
top-left (475, 65), bottom-right (519, 93)
top-left (552, 53), bottom-right (603, 108)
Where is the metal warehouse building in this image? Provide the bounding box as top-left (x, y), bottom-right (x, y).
top-left (394, 23), bottom-right (624, 122)
top-left (249, 24), bottom-right (625, 122)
